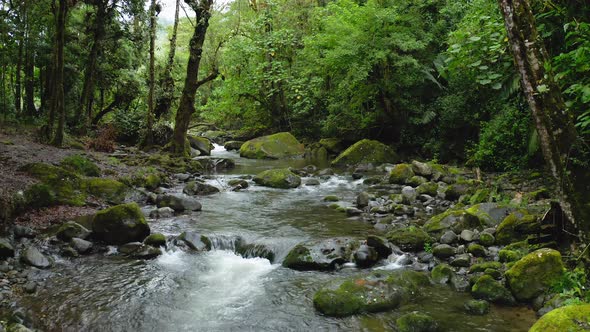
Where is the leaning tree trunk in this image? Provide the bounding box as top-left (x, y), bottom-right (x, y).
top-left (155, 0), bottom-right (180, 120)
top-left (169, 0), bottom-right (215, 155)
top-left (51, 0), bottom-right (68, 146)
top-left (144, 0), bottom-right (157, 146)
top-left (498, 0), bottom-right (588, 239)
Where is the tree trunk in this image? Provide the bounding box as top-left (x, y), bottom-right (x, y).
top-left (50, 0), bottom-right (68, 146)
top-left (144, 0), bottom-right (157, 146)
top-left (155, 0), bottom-right (180, 120)
top-left (15, 39), bottom-right (23, 115)
top-left (24, 35), bottom-right (36, 117)
top-left (170, 0), bottom-right (214, 155)
top-left (498, 0), bottom-right (588, 239)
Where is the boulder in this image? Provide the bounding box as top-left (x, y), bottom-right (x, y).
top-left (313, 270), bottom-right (429, 317)
top-left (431, 264), bottom-right (454, 284)
top-left (183, 181), bottom-right (220, 196)
top-left (467, 243), bottom-right (486, 257)
top-left (144, 233), bottom-right (166, 247)
top-left (401, 186), bottom-right (417, 204)
top-left (177, 232), bottom-right (211, 251)
top-left (386, 226), bottom-right (431, 252)
top-left (240, 132), bottom-right (304, 159)
top-left (188, 136), bottom-right (214, 156)
top-left (228, 179), bottom-right (249, 190)
top-left (450, 254), bottom-right (471, 267)
top-left (83, 178), bottom-right (128, 204)
top-left (20, 246), bottom-right (52, 269)
top-left (0, 238), bottom-right (15, 258)
top-left (529, 304), bottom-right (590, 332)
top-left (432, 244), bottom-right (456, 259)
top-left (505, 248), bottom-right (565, 302)
top-left (283, 238), bottom-right (358, 271)
top-left (156, 193), bottom-right (202, 211)
top-left (389, 164), bottom-right (415, 185)
top-left (224, 140), bottom-right (244, 151)
top-left (71, 238), bottom-right (92, 254)
top-left (119, 242), bottom-right (162, 259)
top-left (495, 211), bottom-right (539, 244)
top-left (56, 221), bottom-right (91, 242)
top-left (471, 275), bottom-right (515, 304)
top-left (319, 138), bottom-right (345, 155)
top-left (366, 235), bottom-right (392, 259)
top-left (478, 232), bottom-right (495, 246)
top-left (149, 207), bottom-right (175, 219)
top-left (411, 161), bottom-right (433, 178)
top-left (396, 312), bottom-right (439, 332)
top-left (353, 245), bottom-right (379, 268)
top-left (464, 299), bottom-right (490, 315)
top-left (417, 182), bottom-right (438, 196)
top-left (254, 169), bottom-right (301, 189)
top-left (92, 203), bottom-right (151, 245)
top-left (13, 225), bottom-right (35, 239)
top-left (440, 231), bottom-right (458, 244)
top-left (331, 139), bottom-right (398, 168)
top-left (356, 192), bottom-right (370, 208)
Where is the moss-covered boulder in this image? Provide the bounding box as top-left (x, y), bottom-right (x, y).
top-left (331, 139), bottom-right (398, 168)
top-left (424, 203), bottom-right (512, 235)
top-left (313, 270), bottom-right (429, 317)
top-left (469, 261), bottom-right (503, 273)
top-left (496, 211), bottom-right (539, 245)
top-left (396, 312), bottom-right (439, 332)
top-left (60, 155), bottom-right (101, 177)
top-left (467, 243), bottom-right (487, 257)
top-left (183, 181), bottom-right (220, 196)
top-left (224, 140), bottom-right (244, 151)
top-left (389, 164), bottom-right (415, 185)
top-left (83, 178), bottom-right (127, 203)
top-left (144, 233), bottom-right (166, 247)
top-left (240, 132), bottom-right (304, 159)
top-left (417, 182), bottom-right (438, 196)
top-left (156, 193), bottom-right (202, 211)
top-left (529, 304), bottom-right (590, 332)
top-left (188, 136), bottom-right (214, 156)
top-left (56, 221), bottom-right (91, 242)
top-left (431, 264), bottom-right (454, 284)
top-left (254, 169), bottom-right (301, 189)
top-left (471, 275), bottom-right (515, 305)
top-left (21, 163), bottom-right (86, 206)
top-left (283, 238), bottom-right (358, 271)
top-left (505, 248), bottom-right (565, 302)
top-left (464, 299), bottom-right (490, 316)
top-left (386, 226), bottom-right (431, 251)
top-left (92, 203), bottom-right (150, 245)
top-left (24, 183), bottom-right (57, 209)
top-left (319, 138), bottom-right (345, 155)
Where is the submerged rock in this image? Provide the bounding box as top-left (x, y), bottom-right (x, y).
top-left (331, 139), bottom-right (398, 168)
top-left (529, 304), bottom-right (590, 332)
top-left (505, 248), bottom-right (565, 302)
top-left (464, 299), bottom-right (490, 316)
top-left (183, 181), bottom-right (220, 196)
top-left (386, 226), bottom-right (431, 252)
top-left (396, 312), bottom-right (439, 332)
top-left (56, 221), bottom-right (91, 242)
top-left (156, 193), bottom-right (202, 211)
top-left (313, 270), bottom-right (429, 317)
top-left (119, 242), bottom-right (162, 259)
top-left (240, 132), bottom-right (305, 159)
top-left (20, 246), bottom-right (52, 269)
top-left (282, 238), bottom-right (358, 271)
top-left (254, 169), bottom-right (301, 189)
top-left (92, 203), bottom-right (151, 245)
top-left (177, 232), bottom-right (211, 251)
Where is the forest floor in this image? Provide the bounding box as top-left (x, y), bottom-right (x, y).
top-left (0, 127), bottom-right (142, 229)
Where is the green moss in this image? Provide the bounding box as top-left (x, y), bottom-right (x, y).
top-left (92, 203), bottom-right (150, 245)
top-left (423, 209), bottom-right (464, 234)
top-left (144, 174), bottom-right (161, 190)
top-left (83, 178), bottom-right (127, 203)
top-left (323, 195), bottom-right (340, 202)
top-left (527, 188), bottom-right (550, 201)
top-left (144, 233), bottom-right (166, 247)
top-left (469, 189), bottom-right (491, 205)
top-left (478, 232), bottom-right (495, 246)
top-left (499, 249), bottom-right (522, 263)
top-left (240, 132), bottom-right (305, 159)
top-left (282, 245), bottom-right (313, 269)
top-left (388, 164), bottom-right (414, 185)
top-left (431, 264), bottom-right (454, 284)
top-left (464, 299), bottom-right (490, 316)
top-left (529, 304), bottom-right (590, 332)
top-left (253, 168), bottom-right (301, 189)
top-left (396, 312), bottom-right (438, 332)
top-left (21, 163), bottom-right (86, 206)
top-left (60, 155), bottom-right (101, 177)
top-left (386, 226), bottom-right (431, 251)
top-left (331, 139), bottom-right (398, 168)
top-left (24, 183), bottom-right (56, 209)
top-left (319, 138), bottom-right (344, 154)
top-left (496, 211), bottom-right (537, 244)
top-left (505, 248), bottom-right (565, 302)
top-left (417, 182), bottom-right (438, 196)
top-left (469, 261), bottom-right (503, 273)
top-left (471, 275), bottom-right (514, 304)
top-left (467, 244), bottom-right (487, 257)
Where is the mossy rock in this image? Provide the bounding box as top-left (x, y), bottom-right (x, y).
top-left (499, 249), bottom-right (522, 263)
top-left (467, 243), bottom-right (487, 257)
top-left (319, 138), bottom-right (345, 155)
top-left (505, 248), bottom-right (565, 302)
top-left (469, 261), bottom-right (503, 273)
top-left (388, 164), bottom-right (415, 185)
top-left (529, 304), bottom-right (590, 332)
top-left (422, 209), bottom-right (483, 235)
top-left (464, 299), bottom-right (490, 316)
top-left (386, 226), bottom-right (431, 251)
top-left (431, 264), bottom-right (454, 284)
top-left (83, 178), bottom-right (127, 204)
top-left (92, 203), bottom-right (150, 245)
top-left (323, 195), bottom-right (340, 202)
top-left (60, 155), bottom-right (101, 177)
top-left (471, 275), bottom-right (515, 305)
top-left (396, 312), bottom-right (439, 332)
top-left (254, 169), bottom-right (301, 189)
top-left (469, 189), bottom-right (491, 205)
top-left (240, 132), bottom-right (304, 159)
top-left (0, 238), bottom-right (15, 258)
top-left (24, 183), bottom-right (57, 209)
top-left (56, 221), bottom-right (90, 242)
top-left (21, 163), bottom-right (86, 206)
top-left (313, 270), bottom-right (429, 317)
top-left (187, 136), bottom-right (214, 156)
top-left (283, 238), bottom-right (359, 271)
top-left (331, 139), bottom-right (398, 168)
top-left (496, 211), bottom-right (539, 245)
top-left (417, 182), bottom-right (438, 196)
top-left (144, 233), bottom-right (166, 247)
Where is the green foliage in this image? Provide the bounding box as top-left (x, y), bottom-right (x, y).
top-left (60, 155), bottom-right (101, 177)
top-left (423, 242), bottom-right (432, 254)
top-left (551, 267), bottom-right (590, 303)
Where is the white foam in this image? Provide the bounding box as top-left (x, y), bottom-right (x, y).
top-left (374, 254), bottom-right (409, 271)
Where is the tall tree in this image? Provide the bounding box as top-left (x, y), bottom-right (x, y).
top-left (144, 0), bottom-right (159, 146)
top-left (498, 0), bottom-right (588, 239)
top-left (169, 0), bottom-right (217, 155)
top-left (154, 0), bottom-right (180, 120)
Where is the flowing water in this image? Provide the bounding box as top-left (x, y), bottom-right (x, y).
top-left (20, 145), bottom-right (537, 331)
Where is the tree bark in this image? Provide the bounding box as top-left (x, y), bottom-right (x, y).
top-left (144, 0), bottom-right (157, 146)
top-left (50, 0), bottom-right (68, 146)
top-left (155, 0), bottom-right (180, 120)
top-left (498, 0), bottom-right (588, 239)
top-left (169, 0), bottom-right (214, 155)
top-left (15, 39), bottom-right (23, 115)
